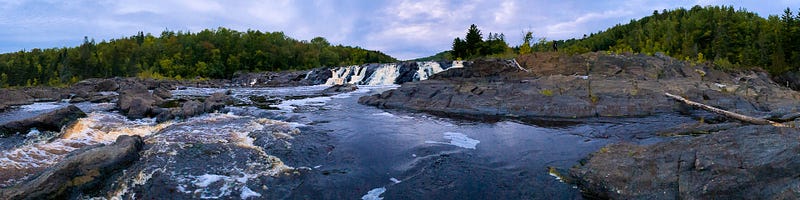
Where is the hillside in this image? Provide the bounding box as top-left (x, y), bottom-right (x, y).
top-left (552, 5), bottom-right (800, 76)
top-left (0, 27), bottom-right (397, 87)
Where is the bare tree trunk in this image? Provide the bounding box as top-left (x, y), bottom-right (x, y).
top-left (665, 93), bottom-right (786, 127)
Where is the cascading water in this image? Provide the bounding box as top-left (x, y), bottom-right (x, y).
top-left (365, 63), bottom-right (399, 85)
top-left (322, 61), bottom-right (461, 86)
top-left (415, 62), bottom-right (444, 81)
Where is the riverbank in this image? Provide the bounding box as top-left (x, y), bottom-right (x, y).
top-left (358, 52), bottom-right (800, 198)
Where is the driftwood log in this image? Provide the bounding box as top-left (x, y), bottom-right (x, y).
top-left (665, 93), bottom-right (786, 127)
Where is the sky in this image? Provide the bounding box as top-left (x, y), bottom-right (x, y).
top-left (1, 0), bottom-right (799, 60)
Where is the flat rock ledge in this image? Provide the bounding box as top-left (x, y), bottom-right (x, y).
top-left (570, 125), bottom-right (800, 199)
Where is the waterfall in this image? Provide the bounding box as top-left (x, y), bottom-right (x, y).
top-left (324, 65), bottom-right (358, 85)
top-left (321, 61), bottom-right (456, 86)
top-left (415, 62), bottom-right (444, 81)
top-left (451, 60), bottom-right (464, 69)
top-left (365, 63), bottom-right (399, 85)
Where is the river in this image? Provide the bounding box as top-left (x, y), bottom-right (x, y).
top-left (0, 62), bottom-right (692, 199)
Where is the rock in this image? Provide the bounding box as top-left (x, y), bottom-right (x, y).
top-left (0, 105), bottom-right (86, 136)
top-left (570, 125), bottom-right (800, 199)
top-left (23, 87), bottom-right (68, 102)
top-left (181, 100), bottom-right (204, 117)
top-left (94, 79), bottom-right (119, 92)
top-left (0, 135), bottom-right (144, 199)
top-left (117, 82), bottom-right (156, 119)
top-left (153, 87), bottom-right (172, 99)
top-left (322, 83), bottom-right (358, 95)
top-left (0, 89), bottom-right (33, 106)
top-left (88, 92), bottom-right (117, 103)
top-left (204, 92), bottom-right (232, 113)
top-left (360, 52), bottom-right (800, 121)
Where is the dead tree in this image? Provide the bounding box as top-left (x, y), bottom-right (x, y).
top-left (665, 93), bottom-right (786, 127)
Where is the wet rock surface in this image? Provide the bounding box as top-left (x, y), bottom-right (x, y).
top-left (322, 83), bottom-right (358, 95)
top-left (570, 125), bottom-right (800, 199)
top-left (104, 114), bottom-right (314, 199)
top-left (0, 135), bottom-right (143, 199)
top-left (357, 52), bottom-right (800, 199)
top-left (0, 105), bottom-right (86, 136)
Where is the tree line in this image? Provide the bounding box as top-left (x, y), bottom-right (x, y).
top-left (445, 6), bottom-right (800, 78)
top-left (0, 27), bottom-right (396, 87)
top-left (549, 5), bottom-right (800, 74)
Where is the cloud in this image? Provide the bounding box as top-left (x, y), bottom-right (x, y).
top-left (0, 0), bottom-right (799, 60)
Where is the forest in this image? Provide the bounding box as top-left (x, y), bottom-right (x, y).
top-left (549, 5), bottom-right (800, 75)
top-left (0, 28), bottom-right (396, 87)
top-left (448, 6), bottom-right (800, 77)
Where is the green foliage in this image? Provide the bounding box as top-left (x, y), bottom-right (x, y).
top-left (411, 51), bottom-right (453, 61)
top-left (548, 5), bottom-right (800, 76)
top-left (0, 27), bottom-right (397, 87)
top-left (451, 24), bottom-right (512, 59)
top-left (519, 32), bottom-right (533, 54)
top-left (539, 89), bottom-right (554, 96)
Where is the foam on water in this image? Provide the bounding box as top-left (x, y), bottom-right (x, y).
top-left (0, 112), bottom-right (170, 187)
top-left (415, 62), bottom-right (444, 81)
top-left (425, 132), bottom-right (480, 149)
top-left (19, 102), bottom-right (66, 112)
top-left (361, 187), bottom-right (386, 200)
top-left (240, 186), bottom-right (262, 199)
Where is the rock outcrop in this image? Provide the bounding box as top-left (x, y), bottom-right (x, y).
top-left (360, 52), bottom-right (800, 120)
top-left (570, 125), bottom-right (800, 199)
top-left (0, 89), bottom-right (33, 109)
top-left (0, 135), bottom-right (144, 199)
top-left (0, 105), bottom-right (86, 136)
top-left (155, 92), bottom-right (233, 122)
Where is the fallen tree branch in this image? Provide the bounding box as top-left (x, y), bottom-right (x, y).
top-left (665, 93), bottom-right (786, 127)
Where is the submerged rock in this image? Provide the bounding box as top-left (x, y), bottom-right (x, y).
top-left (570, 125), bottom-right (800, 199)
top-left (0, 135), bottom-right (143, 199)
top-left (0, 105), bottom-right (86, 136)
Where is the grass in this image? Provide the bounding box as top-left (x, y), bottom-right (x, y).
top-left (540, 89), bottom-right (554, 96)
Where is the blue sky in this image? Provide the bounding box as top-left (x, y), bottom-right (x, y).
top-left (1, 0), bottom-right (799, 60)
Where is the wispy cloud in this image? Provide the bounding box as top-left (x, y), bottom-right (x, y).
top-left (0, 0), bottom-right (798, 59)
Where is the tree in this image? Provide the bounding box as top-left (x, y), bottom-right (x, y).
top-left (0, 73), bottom-right (7, 87)
top-left (0, 27), bottom-right (398, 87)
top-left (465, 24), bottom-right (483, 57)
top-left (519, 32), bottom-right (533, 54)
top-left (452, 37), bottom-right (467, 59)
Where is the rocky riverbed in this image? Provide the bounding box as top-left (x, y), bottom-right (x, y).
top-left (360, 52), bottom-right (800, 199)
top-left (1, 53), bottom-right (800, 199)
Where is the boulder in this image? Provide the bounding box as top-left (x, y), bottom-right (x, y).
top-left (153, 87), bottom-right (172, 99)
top-left (0, 135), bottom-right (144, 199)
top-left (204, 92), bottom-right (232, 113)
top-left (322, 83), bottom-right (358, 95)
top-left (117, 82), bottom-right (156, 119)
top-left (94, 79), bottom-right (119, 92)
top-left (570, 125), bottom-right (800, 199)
top-left (0, 105), bottom-right (86, 136)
